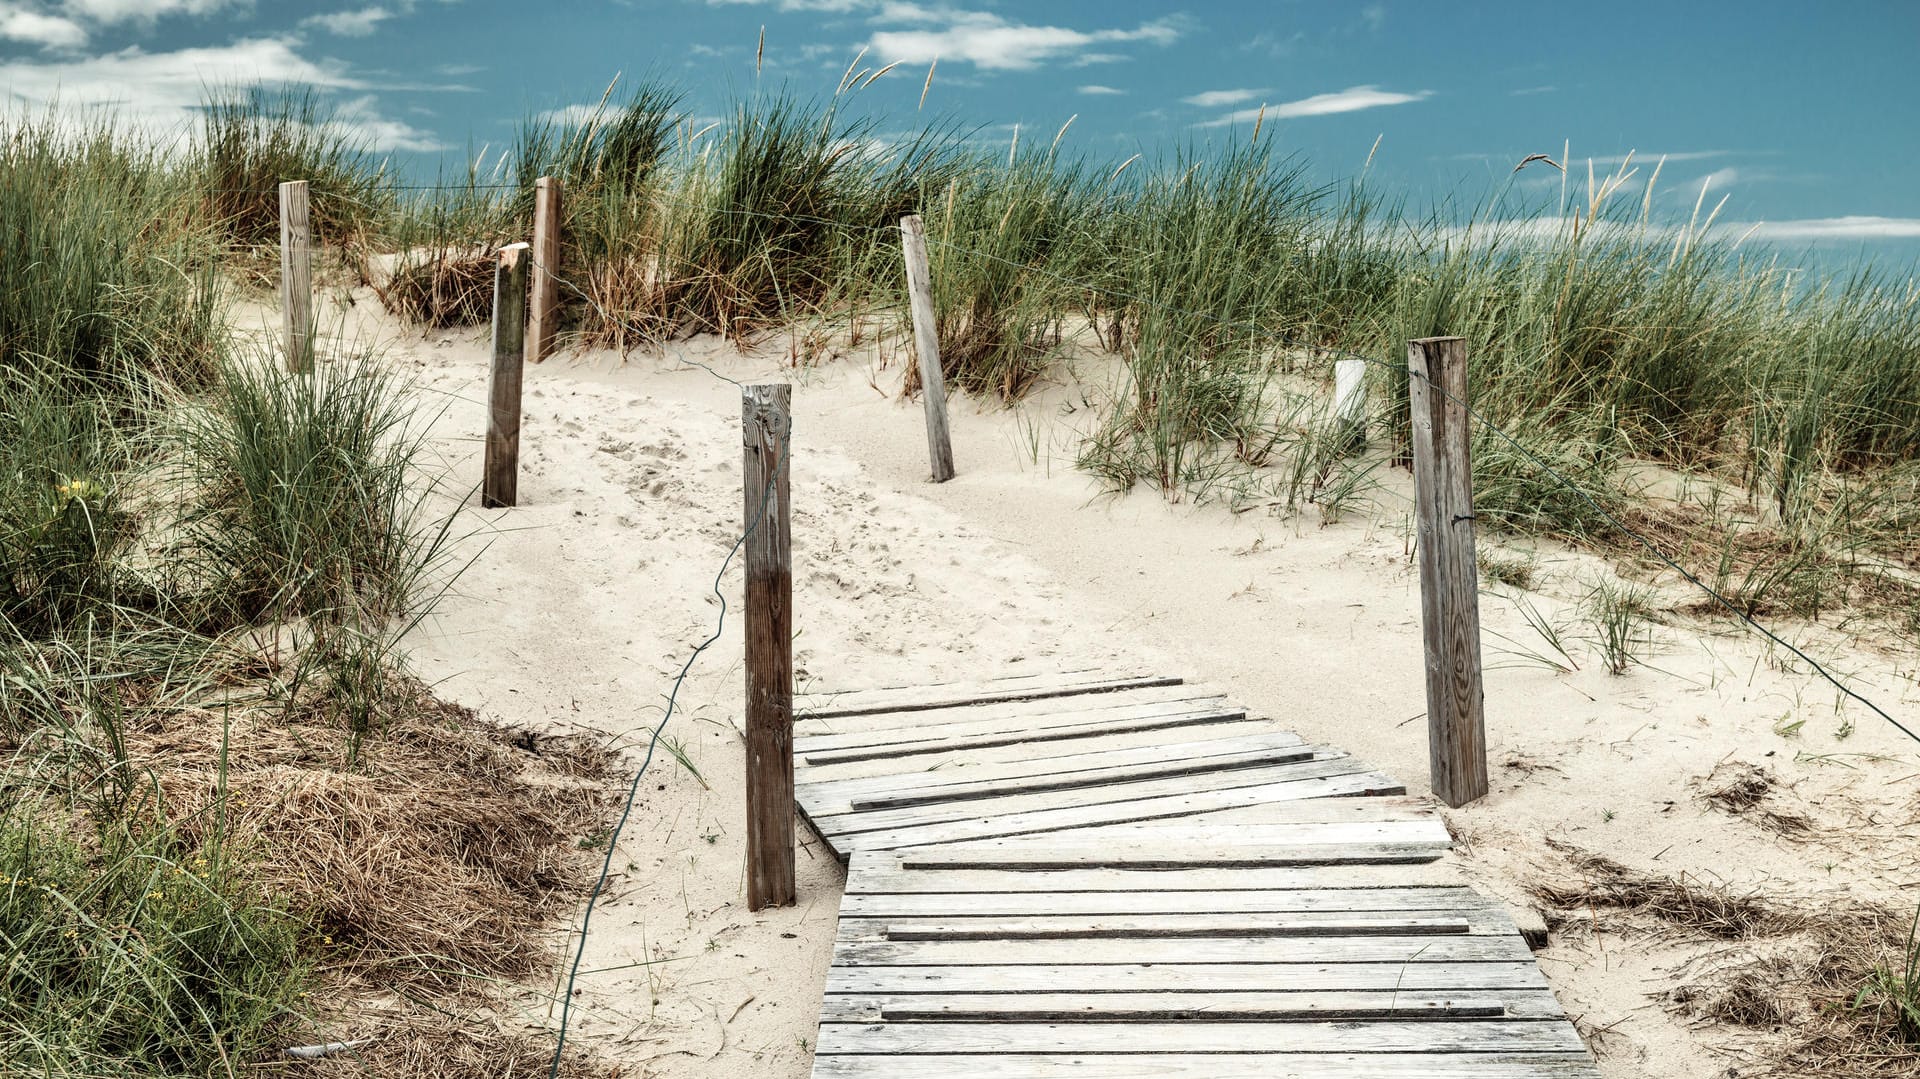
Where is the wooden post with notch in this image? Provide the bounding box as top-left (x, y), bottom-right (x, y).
top-left (529, 176), bottom-right (561, 363)
top-left (482, 243), bottom-right (531, 509)
top-left (278, 180), bottom-right (313, 373)
top-left (1407, 336), bottom-right (1487, 807)
top-left (899, 214), bottom-right (956, 483)
top-left (742, 383), bottom-right (795, 910)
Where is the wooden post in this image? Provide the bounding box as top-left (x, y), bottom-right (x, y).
top-left (1331, 357), bottom-right (1368, 454)
top-left (742, 383), bottom-right (796, 911)
top-left (482, 243), bottom-right (531, 509)
top-left (899, 214), bottom-right (956, 483)
top-left (529, 176), bottom-right (562, 363)
top-left (1407, 336), bottom-right (1487, 808)
top-left (278, 180), bottom-right (313, 373)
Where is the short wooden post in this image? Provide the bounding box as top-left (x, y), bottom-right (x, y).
top-left (899, 214), bottom-right (956, 483)
top-left (1407, 336), bottom-right (1488, 807)
top-left (1331, 357), bottom-right (1368, 454)
top-left (482, 243), bottom-right (531, 509)
top-left (742, 383), bottom-right (796, 911)
top-left (277, 180), bottom-right (313, 373)
top-left (529, 176), bottom-right (562, 363)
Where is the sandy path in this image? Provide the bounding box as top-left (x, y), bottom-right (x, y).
top-left (335, 294), bottom-right (1920, 1079)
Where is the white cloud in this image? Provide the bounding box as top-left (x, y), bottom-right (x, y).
top-left (0, 37), bottom-right (446, 151)
top-left (1201, 85), bottom-right (1430, 127)
top-left (0, 3), bottom-right (85, 48)
top-left (302, 6), bottom-right (392, 37)
top-left (1183, 87), bottom-right (1263, 108)
top-left (867, 11), bottom-right (1179, 71)
top-left (1077, 84), bottom-right (1123, 95)
top-left (1737, 216), bottom-right (1920, 241)
top-left (57, 0), bottom-right (246, 23)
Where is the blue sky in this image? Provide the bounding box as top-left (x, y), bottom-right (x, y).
top-left (3, 1), bottom-right (1916, 263)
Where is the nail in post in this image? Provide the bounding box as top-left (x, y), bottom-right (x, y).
top-left (742, 383), bottom-right (796, 910)
top-left (529, 176), bottom-right (562, 363)
top-left (482, 243), bottom-right (531, 509)
top-left (1407, 336), bottom-right (1488, 808)
top-left (278, 180), bottom-right (313, 373)
top-left (899, 214), bottom-right (956, 482)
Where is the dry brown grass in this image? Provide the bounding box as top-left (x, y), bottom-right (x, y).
top-left (373, 247), bottom-right (502, 328)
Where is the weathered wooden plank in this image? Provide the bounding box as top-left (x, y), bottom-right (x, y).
top-left (821, 960), bottom-right (1555, 995)
top-left (797, 671), bottom-right (1182, 719)
top-left (818, 989), bottom-right (1569, 1022)
top-left (797, 701), bottom-right (1242, 761)
top-left (810, 754), bottom-right (1379, 838)
top-left (836, 769), bottom-right (1413, 854)
top-left (810, 1053), bottom-right (1601, 1078)
top-left (797, 682), bottom-right (1229, 738)
top-left (900, 213), bottom-right (956, 482)
top-left (814, 1019), bottom-right (1589, 1055)
top-left (797, 730), bottom-right (1311, 814)
top-left (844, 864), bottom-right (1469, 896)
top-left (834, 933), bottom-right (1530, 966)
top-left (839, 912), bottom-right (1489, 941)
top-left (839, 887), bottom-right (1489, 918)
top-left (743, 382), bottom-right (794, 911)
top-left (795, 718), bottom-right (1277, 784)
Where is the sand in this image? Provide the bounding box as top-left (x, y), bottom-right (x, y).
top-left (305, 289), bottom-right (1919, 1078)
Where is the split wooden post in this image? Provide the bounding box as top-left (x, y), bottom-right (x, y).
top-left (899, 214), bottom-right (956, 483)
top-left (277, 180), bottom-right (313, 373)
top-left (1406, 336), bottom-right (1487, 807)
top-left (482, 243), bottom-right (531, 509)
top-left (529, 176), bottom-right (562, 363)
top-left (742, 383), bottom-right (796, 911)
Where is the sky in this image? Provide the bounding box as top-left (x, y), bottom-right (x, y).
top-left (2, 0), bottom-right (1917, 266)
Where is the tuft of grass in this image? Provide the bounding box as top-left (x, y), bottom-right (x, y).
top-left (1582, 577), bottom-right (1657, 676)
top-left (201, 85), bottom-right (395, 258)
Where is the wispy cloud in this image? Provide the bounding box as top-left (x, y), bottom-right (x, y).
top-left (0, 3), bottom-right (85, 48)
top-left (1511, 84), bottom-right (1555, 96)
top-left (58, 0), bottom-right (248, 26)
top-left (1200, 85), bottom-right (1430, 127)
top-left (1183, 87), bottom-right (1263, 108)
top-left (867, 10), bottom-right (1180, 71)
top-left (1736, 216), bottom-right (1920, 241)
top-left (1077, 84), bottom-right (1124, 96)
top-left (302, 6), bottom-right (393, 37)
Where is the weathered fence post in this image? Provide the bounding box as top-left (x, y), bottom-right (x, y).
top-left (742, 383), bottom-right (796, 911)
top-left (482, 243), bottom-right (531, 509)
top-left (1407, 336), bottom-right (1487, 807)
top-left (278, 180), bottom-right (313, 373)
top-left (899, 214), bottom-right (956, 483)
top-left (1331, 357), bottom-right (1368, 454)
top-left (529, 176), bottom-right (562, 363)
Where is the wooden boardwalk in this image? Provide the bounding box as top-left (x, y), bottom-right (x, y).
top-left (790, 671), bottom-right (1600, 1078)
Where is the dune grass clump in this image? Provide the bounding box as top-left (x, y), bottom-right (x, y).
top-left (201, 87), bottom-right (396, 257)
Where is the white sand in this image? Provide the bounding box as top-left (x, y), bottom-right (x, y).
top-left (314, 291), bottom-right (1919, 1078)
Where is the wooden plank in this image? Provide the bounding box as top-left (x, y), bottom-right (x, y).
top-left (797, 729), bottom-right (1308, 812)
top-left (834, 768), bottom-right (1411, 854)
top-left (811, 1053), bottom-right (1601, 1078)
top-left (743, 382), bottom-right (794, 911)
top-left (834, 933), bottom-right (1531, 966)
top-left (796, 697), bottom-right (1238, 757)
top-left (809, 754), bottom-right (1376, 839)
top-left (481, 243), bottom-right (530, 509)
top-left (818, 989), bottom-right (1570, 1022)
top-left (797, 671), bottom-right (1182, 719)
top-left (1407, 335), bottom-right (1488, 808)
top-left (277, 180), bottom-right (313, 373)
top-left (845, 864), bottom-right (1468, 895)
top-left (839, 912), bottom-right (1488, 941)
top-left (900, 213), bottom-right (955, 482)
top-left (528, 176), bottom-right (562, 363)
top-left (795, 719), bottom-right (1278, 785)
top-left (797, 682), bottom-right (1227, 738)
top-left (849, 747), bottom-right (1315, 812)
top-left (800, 707), bottom-right (1254, 767)
top-left (839, 887), bottom-right (1488, 918)
top-left (813, 1019), bottom-right (1589, 1055)
top-left (822, 961), bottom-right (1555, 995)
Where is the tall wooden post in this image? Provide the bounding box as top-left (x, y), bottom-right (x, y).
top-left (742, 383), bottom-right (795, 910)
top-left (278, 180), bottom-right (313, 373)
top-left (899, 215), bottom-right (956, 483)
top-left (482, 243), bottom-right (530, 509)
top-left (1407, 336), bottom-right (1487, 807)
top-left (529, 176), bottom-right (562, 363)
